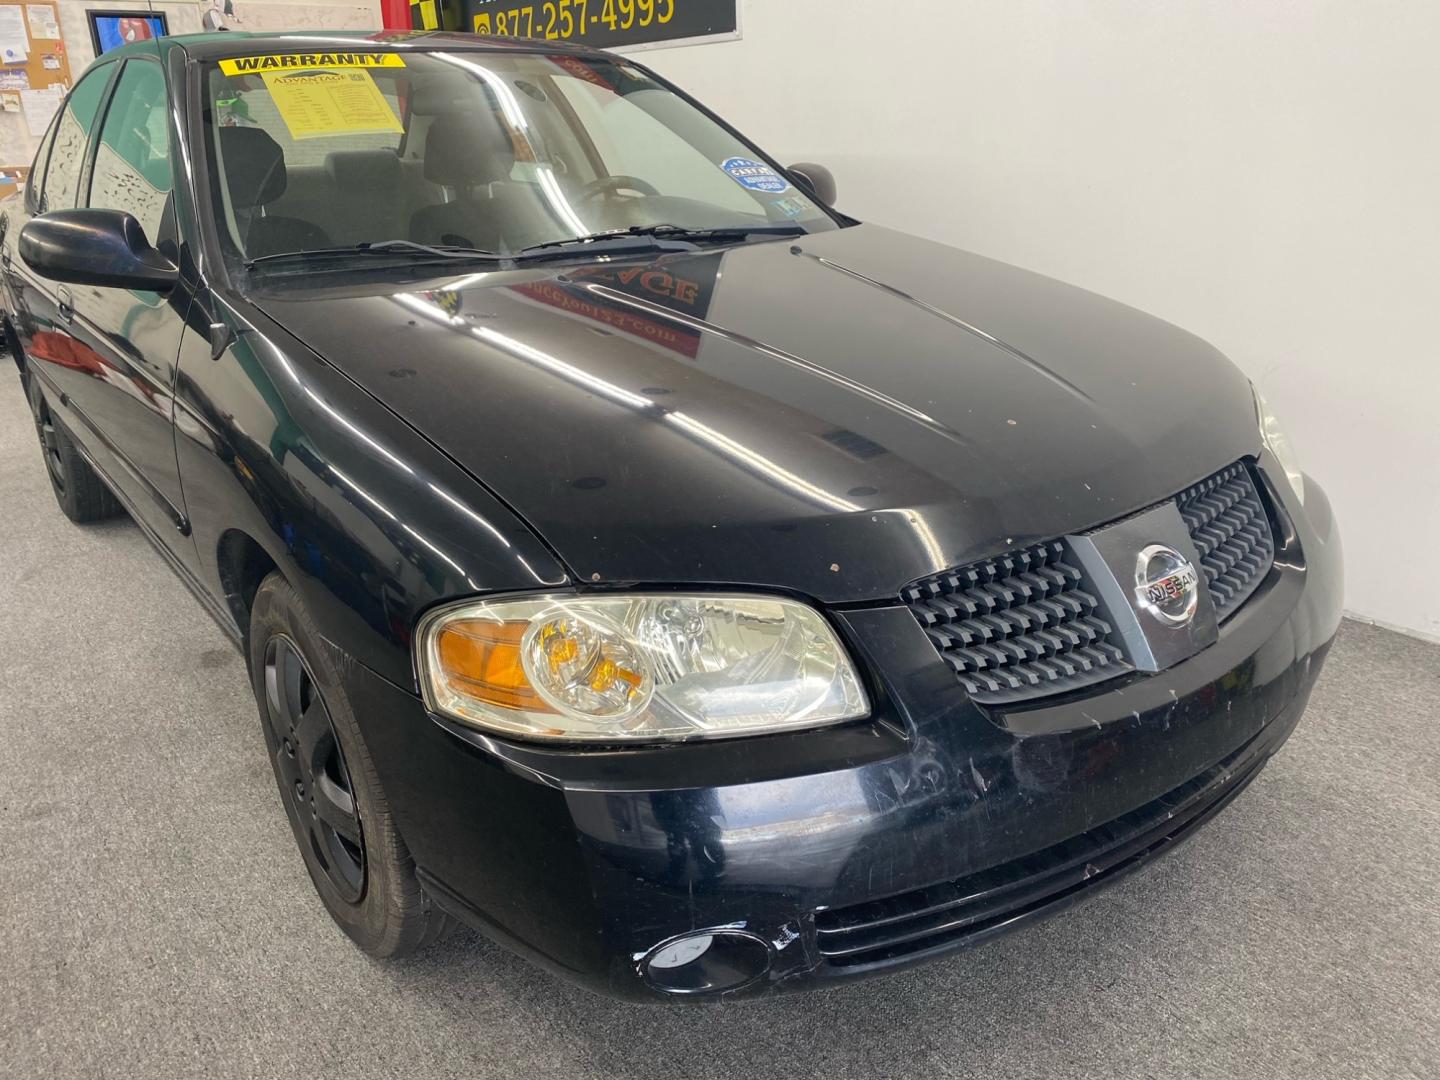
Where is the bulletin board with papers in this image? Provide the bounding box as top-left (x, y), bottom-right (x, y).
top-left (0, 1), bottom-right (72, 185)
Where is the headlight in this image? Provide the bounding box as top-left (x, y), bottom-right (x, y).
top-left (416, 593), bottom-right (870, 743)
top-left (1253, 384), bottom-right (1305, 505)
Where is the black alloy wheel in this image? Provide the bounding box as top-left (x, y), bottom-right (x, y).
top-left (26, 377), bottom-right (123, 522)
top-left (262, 635), bottom-right (366, 903)
top-left (32, 390), bottom-right (67, 494)
top-left (248, 572), bottom-right (455, 956)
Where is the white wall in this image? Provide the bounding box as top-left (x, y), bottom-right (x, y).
top-left (643, 0), bottom-right (1440, 639)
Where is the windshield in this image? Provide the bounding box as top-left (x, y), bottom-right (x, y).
top-left (202, 49), bottom-right (839, 265)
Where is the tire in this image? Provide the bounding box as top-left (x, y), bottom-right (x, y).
top-left (248, 572), bottom-right (455, 957)
top-left (28, 378), bottom-right (123, 523)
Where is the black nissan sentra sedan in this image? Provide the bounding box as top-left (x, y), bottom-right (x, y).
top-left (1, 31), bottom-right (1341, 999)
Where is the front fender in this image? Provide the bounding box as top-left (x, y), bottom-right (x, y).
top-left (172, 294), bottom-right (571, 689)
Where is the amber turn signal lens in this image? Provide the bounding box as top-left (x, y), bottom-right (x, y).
top-left (435, 619), bottom-right (553, 713)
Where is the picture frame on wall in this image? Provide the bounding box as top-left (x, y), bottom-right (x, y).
top-left (86, 9), bottom-right (169, 56)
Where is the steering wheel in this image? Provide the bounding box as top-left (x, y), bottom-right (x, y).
top-left (578, 174), bottom-right (662, 202)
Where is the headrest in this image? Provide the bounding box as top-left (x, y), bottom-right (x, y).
top-left (325, 148), bottom-right (401, 190)
top-left (423, 112), bottom-right (516, 187)
top-left (410, 74), bottom-right (481, 116)
top-left (219, 126), bottom-right (287, 208)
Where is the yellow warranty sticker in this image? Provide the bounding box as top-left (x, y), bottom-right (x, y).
top-left (218, 53), bottom-right (405, 75)
top-left (260, 69), bottom-right (404, 140)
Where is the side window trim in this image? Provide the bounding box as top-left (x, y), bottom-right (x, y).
top-left (25, 112), bottom-right (61, 213)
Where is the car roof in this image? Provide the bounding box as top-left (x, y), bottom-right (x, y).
top-left (128, 29), bottom-right (615, 63)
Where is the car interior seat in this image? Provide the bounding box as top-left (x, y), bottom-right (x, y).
top-left (323, 149), bottom-right (406, 246)
top-left (409, 113), bottom-right (520, 251)
top-left (217, 126), bottom-right (332, 259)
top-left (407, 80), bottom-right (565, 253)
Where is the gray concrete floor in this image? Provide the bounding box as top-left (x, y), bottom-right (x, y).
top-left (1, 376), bottom-right (1437, 1080)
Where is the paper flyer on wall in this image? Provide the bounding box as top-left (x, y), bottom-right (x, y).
top-left (19, 85), bottom-right (63, 135)
top-left (0, 7), bottom-right (29, 65)
top-left (25, 4), bottom-right (58, 40)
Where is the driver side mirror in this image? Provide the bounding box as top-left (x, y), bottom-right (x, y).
top-left (20, 208), bottom-right (178, 293)
top-left (787, 162), bottom-right (837, 206)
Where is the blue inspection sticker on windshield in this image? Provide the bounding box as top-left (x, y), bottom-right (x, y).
top-left (721, 157), bottom-right (791, 193)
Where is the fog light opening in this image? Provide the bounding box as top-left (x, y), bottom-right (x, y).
top-left (650, 934), bottom-right (714, 970)
top-left (643, 930), bottom-right (771, 996)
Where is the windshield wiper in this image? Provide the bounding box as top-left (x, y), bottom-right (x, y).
top-left (244, 225), bottom-right (806, 269)
top-left (644, 223), bottom-right (807, 242)
top-left (245, 239), bottom-right (506, 269)
top-left (517, 230), bottom-right (697, 258)
top-left (518, 223), bottom-right (805, 258)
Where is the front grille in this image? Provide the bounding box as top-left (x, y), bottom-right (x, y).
top-left (814, 732), bottom-right (1268, 970)
top-left (1176, 463), bottom-right (1275, 621)
top-left (903, 460), bottom-right (1278, 706)
top-left (901, 540), bottom-right (1130, 705)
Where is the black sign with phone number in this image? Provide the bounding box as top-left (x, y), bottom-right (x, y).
top-left (468, 0), bottom-right (737, 50)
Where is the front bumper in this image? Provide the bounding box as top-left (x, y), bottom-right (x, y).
top-left (342, 463), bottom-right (1342, 1001)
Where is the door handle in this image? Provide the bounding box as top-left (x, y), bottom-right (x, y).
top-left (56, 285), bottom-right (74, 324)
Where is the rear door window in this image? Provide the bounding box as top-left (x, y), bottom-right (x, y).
top-left (40, 63), bottom-right (115, 212)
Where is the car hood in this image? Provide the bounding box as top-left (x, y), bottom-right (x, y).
top-left (254, 223), bottom-right (1260, 604)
